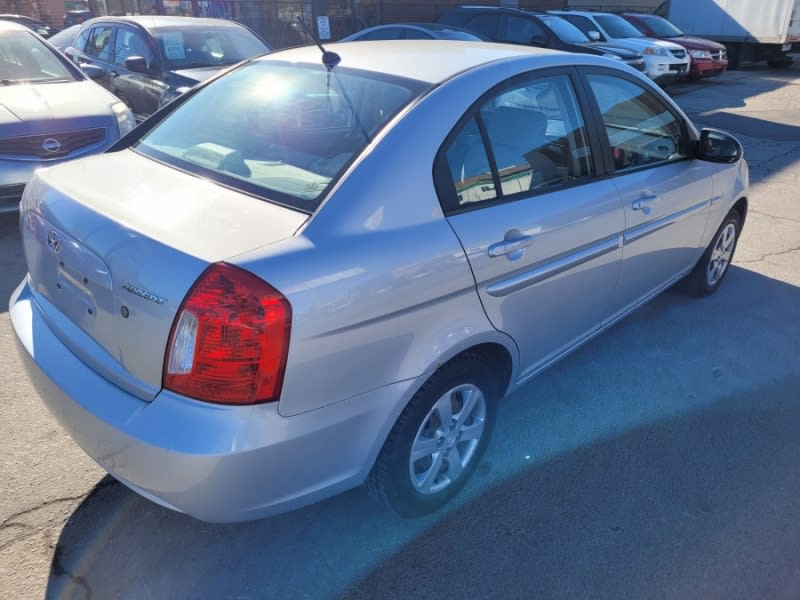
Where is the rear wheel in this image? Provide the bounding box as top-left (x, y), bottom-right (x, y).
top-left (682, 210), bottom-right (741, 296)
top-left (368, 353), bottom-right (498, 517)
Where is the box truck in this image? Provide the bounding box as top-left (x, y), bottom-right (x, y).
top-left (656, 0), bottom-right (800, 67)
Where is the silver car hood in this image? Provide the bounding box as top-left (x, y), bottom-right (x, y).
top-left (20, 149), bottom-right (308, 398)
top-left (0, 80), bottom-right (117, 132)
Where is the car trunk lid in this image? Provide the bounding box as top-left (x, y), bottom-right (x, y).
top-left (20, 149), bottom-right (307, 400)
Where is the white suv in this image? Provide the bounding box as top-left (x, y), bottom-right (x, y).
top-left (550, 10), bottom-right (690, 82)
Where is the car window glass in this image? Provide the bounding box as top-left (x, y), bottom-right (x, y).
top-left (560, 15), bottom-right (598, 38)
top-left (0, 30), bottom-right (76, 82)
top-left (362, 27), bottom-right (406, 40)
top-left (74, 26), bottom-right (90, 51)
top-left (445, 73), bottom-right (593, 207)
top-left (464, 14), bottom-right (500, 39)
top-left (135, 62), bottom-right (425, 212)
top-left (402, 28), bottom-right (430, 40)
top-left (594, 14), bottom-right (645, 39)
top-left (157, 26), bottom-right (268, 70)
top-left (506, 16), bottom-right (545, 45)
top-left (587, 73), bottom-right (689, 171)
top-left (113, 28), bottom-right (154, 67)
top-left (85, 25), bottom-right (113, 61)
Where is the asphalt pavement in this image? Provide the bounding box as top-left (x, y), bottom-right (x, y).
top-left (1, 63), bottom-right (799, 600)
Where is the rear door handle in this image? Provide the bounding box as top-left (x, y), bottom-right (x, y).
top-left (488, 235), bottom-right (533, 258)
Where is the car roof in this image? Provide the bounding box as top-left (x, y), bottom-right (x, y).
top-left (81, 15), bottom-right (250, 31)
top-left (262, 40), bottom-right (568, 84)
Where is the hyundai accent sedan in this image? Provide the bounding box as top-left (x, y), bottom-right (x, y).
top-left (10, 41), bottom-right (748, 522)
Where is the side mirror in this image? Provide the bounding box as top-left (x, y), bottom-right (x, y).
top-left (695, 128), bottom-right (742, 163)
top-left (124, 56), bottom-right (149, 74)
top-left (588, 30), bottom-right (601, 41)
top-left (80, 63), bottom-right (103, 79)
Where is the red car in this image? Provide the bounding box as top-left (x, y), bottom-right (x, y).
top-left (621, 13), bottom-right (728, 79)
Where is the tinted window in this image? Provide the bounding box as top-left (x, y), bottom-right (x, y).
top-left (587, 73), bottom-right (689, 171)
top-left (136, 62), bottom-right (425, 212)
top-left (539, 15), bottom-right (590, 44)
top-left (361, 27), bottom-right (411, 40)
top-left (464, 14), bottom-right (501, 39)
top-left (639, 15), bottom-right (684, 37)
top-left (506, 16), bottom-right (545, 45)
top-left (444, 73), bottom-right (593, 207)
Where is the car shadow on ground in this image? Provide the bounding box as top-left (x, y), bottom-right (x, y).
top-left (47, 265), bottom-right (800, 599)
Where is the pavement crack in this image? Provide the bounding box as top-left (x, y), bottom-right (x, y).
top-left (0, 494), bottom-right (87, 531)
top-left (737, 244), bottom-right (800, 264)
top-left (749, 209), bottom-right (800, 225)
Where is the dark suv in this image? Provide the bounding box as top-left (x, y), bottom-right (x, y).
top-left (437, 6), bottom-right (645, 72)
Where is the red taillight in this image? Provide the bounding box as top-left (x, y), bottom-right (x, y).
top-left (163, 263), bottom-right (291, 405)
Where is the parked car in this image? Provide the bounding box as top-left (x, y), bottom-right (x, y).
top-left (342, 22), bottom-right (487, 41)
top-left (46, 23), bottom-right (80, 54)
top-left (621, 12), bottom-right (728, 79)
top-left (437, 6), bottom-right (645, 72)
top-left (550, 9), bottom-right (690, 82)
top-left (66, 16), bottom-right (271, 121)
top-left (11, 40), bottom-right (748, 522)
top-left (0, 13), bottom-right (56, 38)
top-left (63, 10), bottom-right (91, 28)
top-left (0, 21), bottom-right (135, 213)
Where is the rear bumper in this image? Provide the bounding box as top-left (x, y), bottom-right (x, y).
top-left (10, 278), bottom-right (412, 522)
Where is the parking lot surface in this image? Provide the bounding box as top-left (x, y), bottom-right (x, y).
top-left (1, 63), bottom-right (799, 599)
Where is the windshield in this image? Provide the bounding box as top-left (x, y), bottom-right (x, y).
top-left (156, 25), bottom-right (270, 70)
top-left (0, 29), bottom-right (77, 83)
top-left (136, 61), bottom-right (426, 212)
top-left (539, 15), bottom-right (591, 44)
top-left (639, 15), bottom-right (685, 37)
top-left (595, 14), bottom-right (646, 39)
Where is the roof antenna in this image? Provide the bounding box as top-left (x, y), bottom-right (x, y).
top-left (295, 15), bottom-right (341, 70)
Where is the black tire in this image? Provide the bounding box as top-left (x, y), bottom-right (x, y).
top-left (368, 353), bottom-right (499, 517)
top-left (682, 209), bottom-right (741, 297)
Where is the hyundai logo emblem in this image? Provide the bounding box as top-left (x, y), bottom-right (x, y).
top-left (46, 230), bottom-right (62, 254)
top-left (42, 137), bottom-right (62, 153)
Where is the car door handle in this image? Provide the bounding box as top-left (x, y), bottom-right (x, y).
top-left (110, 70), bottom-right (119, 78)
top-left (631, 192), bottom-right (658, 213)
top-left (488, 235), bottom-right (533, 258)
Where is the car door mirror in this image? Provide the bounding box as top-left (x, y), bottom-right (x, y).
top-left (124, 56), bottom-right (149, 74)
top-left (588, 30), bottom-right (601, 41)
top-left (695, 128), bottom-right (742, 163)
top-left (80, 63), bottom-right (103, 79)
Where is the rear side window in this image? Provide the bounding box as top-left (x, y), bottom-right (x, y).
top-left (586, 73), bottom-right (689, 171)
top-left (136, 61), bottom-right (426, 212)
top-left (441, 73), bottom-right (594, 210)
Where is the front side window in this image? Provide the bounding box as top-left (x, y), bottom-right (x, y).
top-left (85, 25), bottom-right (113, 61)
top-left (506, 16), bottom-right (545, 45)
top-left (113, 28), bottom-right (155, 68)
top-left (442, 73), bottom-right (594, 210)
top-left (587, 73), bottom-right (689, 171)
top-left (136, 61), bottom-right (425, 212)
top-left (464, 14), bottom-right (501, 40)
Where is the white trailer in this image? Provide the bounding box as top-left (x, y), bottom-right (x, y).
top-left (656, 0), bottom-right (800, 66)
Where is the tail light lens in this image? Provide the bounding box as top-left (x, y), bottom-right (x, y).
top-left (164, 263), bottom-right (291, 405)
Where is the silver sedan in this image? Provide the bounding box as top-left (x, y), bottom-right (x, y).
top-left (10, 41), bottom-right (748, 522)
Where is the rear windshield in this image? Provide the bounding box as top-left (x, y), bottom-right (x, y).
top-left (135, 60), bottom-right (426, 212)
top-left (155, 25), bottom-right (270, 70)
top-left (0, 29), bottom-right (77, 83)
